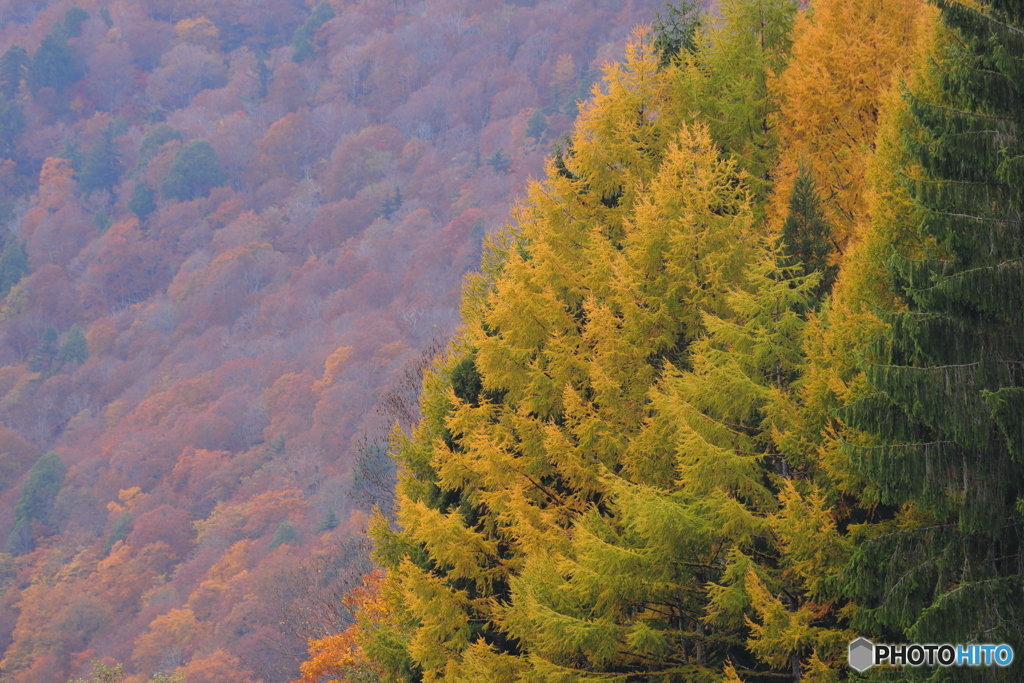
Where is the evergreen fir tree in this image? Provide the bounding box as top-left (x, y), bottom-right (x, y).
top-left (378, 186), bottom-right (403, 219)
top-left (317, 510), bottom-right (340, 532)
top-left (291, 2), bottom-right (336, 63)
top-left (252, 52), bottom-right (271, 101)
top-left (59, 324), bottom-right (88, 365)
top-left (525, 109), bottom-right (547, 140)
top-left (651, 0), bottom-right (703, 67)
top-left (138, 124), bottom-right (183, 168)
top-left (0, 45), bottom-right (29, 99)
top-left (161, 140), bottom-right (227, 201)
top-left (781, 163), bottom-right (838, 306)
top-left (129, 183), bottom-right (157, 220)
top-left (79, 124), bottom-right (123, 194)
top-left (0, 95), bottom-right (25, 158)
top-left (5, 452), bottom-right (66, 554)
top-left (105, 512), bottom-right (134, 551)
top-left (92, 210), bottom-right (113, 234)
top-left (27, 27), bottom-right (80, 94)
top-left (486, 148), bottom-right (511, 173)
top-left (28, 326), bottom-right (58, 374)
top-left (840, 0), bottom-right (1024, 660)
top-left (57, 138), bottom-right (83, 171)
top-left (63, 6), bottom-right (89, 38)
top-left (0, 240), bottom-right (29, 298)
top-left (269, 521), bottom-right (301, 549)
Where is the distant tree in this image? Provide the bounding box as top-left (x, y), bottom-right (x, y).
top-left (174, 16), bottom-right (220, 50)
top-left (92, 210), bottom-right (113, 233)
top-left (0, 45), bottom-right (29, 99)
top-left (5, 452), bottom-right (66, 553)
top-left (145, 43), bottom-right (227, 110)
top-left (63, 6), bottom-right (90, 38)
top-left (129, 183), bottom-right (157, 220)
top-left (0, 95), bottom-right (25, 158)
top-left (161, 140), bottom-right (227, 201)
top-left (59, 324), bottom-right (88, 364)
top-left (105, 512), bottom-right (134, 551)
top-left (250, 52), bottom-right (271, 101)
top-left (525, 108), bottom-right (547, 140)
top-left (27, 27), bottom-right (80, 94)
top-left (291, 2), bottom-right (336, 63)
top-left (28, 326), bottom-right (59, 373)
top-left (486, 148), bottom-right (511, 173)
top-left (316, 510), bottom-right (339, 532)
top-left (79, 124), bottom-right (124, 194)
top-left (57, 138), bottom-right (83, 170)
top-left (138, 123), bottom-right (183, 167)
top-left (269, 521), bottom-right (301, 549)
top-left (377, 186), bottom-right (402, 219)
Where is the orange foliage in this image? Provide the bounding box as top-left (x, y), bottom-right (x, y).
top-left (131, 608), bottom-right (201, 673)
top-left (294, 569), bottom-right (388, 683)
top-left (314, 346), bottom-right (353, 393)
top-left (769, 0), bottom-right (934, 242)
top-left (173, 649), bottom-right (257, 683)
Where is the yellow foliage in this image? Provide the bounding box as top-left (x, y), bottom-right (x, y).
top-left (107, 487), bottom-right (143, 515)
top-left (131, 608), bottom-right (201, 673)
top-left (315, 345), bottom-right (353, 392)
top-left (175, 16), bottom-right (220, 49)
top-left (769, 0), bottom-right (936, 244)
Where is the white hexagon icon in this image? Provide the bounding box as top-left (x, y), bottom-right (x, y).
top-left (848, 637), bottom-right (875, 672)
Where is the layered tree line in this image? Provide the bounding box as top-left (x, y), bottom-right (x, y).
top-left (308, 0), bottom-right (1024, 682)
top-left (0, 1), bottom-right (676, 682)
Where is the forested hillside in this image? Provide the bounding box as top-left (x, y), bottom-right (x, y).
top-left (0, 1), bottom-right (673, 681)
top-left (315, 1), bottom-right (1024, 682)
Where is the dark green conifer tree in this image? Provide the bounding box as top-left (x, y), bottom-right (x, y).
top-left (486, 148), bottom-right (511, 173)
top-left (651, 0), bottom-right (703, 67)
top-left (781, 163), bottom-right (838, 305)
top-left (63, 6), bottom-right (89, 38)
top-left (251, 52), bottom-right (271, 101)
top-left (0, 95), bottom-right (24, 158)
top-left (105, 512), bottom-right (134, 551)
top-left (137, 124), bottom-right (183, 169)
top-left (269, 521), bottom-right (301, 549)
top-left (27, 27), bottom-right (80, 94)
top-left (0, 45), bottom-right (29, 99)
top-left (79, 124), bottom-right (123, 194)
top-left (525, 108), bottom-right (547, 140)
top-left (59, 324), bottom-right (88, 365)
top-left (317, 510), bottom-right (340, 532)
top-left (841, 0), bottom-right (1024, 661)
top-left (28, 326), bottom-right (58, 374)
top-left (161, 140), bottom-right (227, 201)
top-left (5, 452), bottom-right (66, 554)
top-left (129, 183), bottom-right (157, 220)
top-left (291, 2), bottom-right (336, 63)
top-left (0, 239), bottom-right (29, 298)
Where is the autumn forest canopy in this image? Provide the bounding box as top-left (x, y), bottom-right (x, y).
top-left (0, 0), bottom-right (1023, 682)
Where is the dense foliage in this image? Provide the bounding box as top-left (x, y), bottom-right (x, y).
top-left (307, 1), bottom-right (1024, 683)
top-left (0, 0), bottom-right (669, 681)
